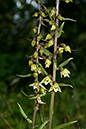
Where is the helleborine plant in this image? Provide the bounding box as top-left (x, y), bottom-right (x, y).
top-left (17, 0), bottom-right (77, 129)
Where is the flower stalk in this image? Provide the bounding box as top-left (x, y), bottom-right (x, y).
top-left (32, 3), bottom-right (42, 129)
top-left (49, 0), bottom-right (60, 128)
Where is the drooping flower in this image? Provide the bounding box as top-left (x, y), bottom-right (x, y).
top-left (65, 46), bottom-right (71, 53)
top-left (58, 47), bottom-right (64, 53)
top-left (45, 59), bottom-right (52, 68)
top-left (40, 76), bottom-right (52, 85)
top-left (48, 40), bottom-right (54, 47)
top-left (45, 34), bottom-right (52, 40)
top-left (29, 82), bottom-right (39, 91)
top-left (51, 24), bottom-right (56, 31)
top-left (38, 67), bottom-right (42, 74)
top-left (31, 40), bottom-right (36, 47)
top-left (28, 60), bottom-right (33, 66)
top-left (60, 68), bottom-right (70, 78)
top-left (49, 82), bottom-right (61, 93)
top-left (31, 64), bottom-right (37, 71)
top-left (33, 51), bottom-right (38, 58)
top-left (37, 96), bottom-right (45, 104)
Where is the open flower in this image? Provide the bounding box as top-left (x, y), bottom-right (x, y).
top-left (31, 64), bottom-right (37, 71)
top-left (39, 83), bottom-right (47, 94)
top-left (45, 59), bottom-right (52, 68)
top-left (40, 76), bottom-right (52, 85)
top-left (60, 68), bottom-right (70, 78)
top-left (37, 96), bottom-right (45, 104)
top-left (38, 67), bottom-right (42, 74)
top-left (29, 82), bottom-right (39, 91)
top-left (49, 82), bottom-right (61, 93)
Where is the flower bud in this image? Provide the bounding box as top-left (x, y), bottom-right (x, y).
top-left (45, 34), bottom-right (52, 40)
top-left (65, 46), bottom-right (71, 53)
top-left (44, 43), bottom-right (48, 48)
top-left (28, 60), bottom-right (33, 66)
top-left (50, 9), bottom-right (55, 17)
top-left (31, 40), bottom-right (36, 47)
top-left (37, 35), bottom-right (42, 41)
top-left (45, 59), bottom-right (52, 68)
top-left (33, 28), bottom-right (37, 33)
top-left (57, 14), bottom-right (63, 21)
top-left (48, 40), bottom-right (54, 47)
top-left (51, 25), bottom-right (56, 31)
top-left (33, 12), bottom-right (38, 17)
top-left (65, 0), bottom-right (73, 3)
top-left (58, 47), bottom-right (64, 53)
top-left (41, 12), bottom-right (46, 17)
top-left (49, 21), bottom-right (54, 25)
top-left (39, 49), bottom-right (43, 56)
top-left (33, 51), bottom-right (38, 58)
top-left (33, 72), bottom-right (38, 78)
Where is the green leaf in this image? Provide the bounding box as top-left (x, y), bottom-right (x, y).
top-left (21, 91), bottom-right (29, 97)
top-left (39, 63), bottom-right (48, 75)
top-left (62, 17), bottom-right (76, 22)
top-left (43, 47), bottom-right (52, 56)
top-left (57, 57), bottom-right (73, 70)
top-left (17, 103), bottom-right (32, 124)
top-left (58, 83), bottom-right (73, 88)
top-left (53, 120), bottom-right (77, 129)
top-left (17, 74), bottom-right (32, 78)
top-left (39, 120), bottom-right (48, 129)
top-left (26, 55), bottom-right (33, 58)
top-left (58, 22), bottom-right (65, 38)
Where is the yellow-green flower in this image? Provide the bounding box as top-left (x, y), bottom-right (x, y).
top-left (33, 51), bottom-right (38, 58)
top-left (39, 83), bottom-right (47, 94)
top-left (50, 9), bottom-right (55, 17)
top-left (37, 96), bottom-right (45, 104)
top-left (31, 64), bottom-right (37, 71)
top-left (28, 60), bottom-right (33, 66)
top-left (38, 67), bottom-right (42, 74)
top-left (65, 46), bottom-right (71, 53)
top-left (49, 21), bottom-right (54, 25)
top-left (58, 47), bottom-right (64, 53)
top-left (39, 49), bottom-right (43, 56)
top-left (60, 68), bottom-right (70, 78)
top-left (31, 40), bottom-right (36, 47)
top-left (41, 76), bottom-right (52, 85)
top-left (37, 35), bottom-right (42, 41)
top-left (48, 40), bottom-right (54, 47)
top-left (45, 59), bottom-right (52, 68)
top-left (51, 24), bottom-right (56, 31)
top-left (29, 82), bottom-right (39, 91)
top-left (33, 28), bottom-right (37, 33)
top-left (49, 82), bottom-right (61, 92)
top-left (33, 12), bottom-right (38, 17)
top-left (41, 12), bottom-right (46, 17)
top-left (33, 72), bottom-right (38, 78)
top-left (45, 34), bottom-right (52, 40)
top-left (65, 0), bottom-right (73, 3)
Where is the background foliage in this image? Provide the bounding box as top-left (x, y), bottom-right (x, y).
top-left (0, 0), bottom-right (86, 128)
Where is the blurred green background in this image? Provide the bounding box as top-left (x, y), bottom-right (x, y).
top-left (0, 0), bottom-right (86, 129)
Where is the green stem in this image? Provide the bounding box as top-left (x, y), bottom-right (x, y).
top-left (49, 0), bottom-right (59, 129)
top-left (32, 3), bottom-right (42, 129)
